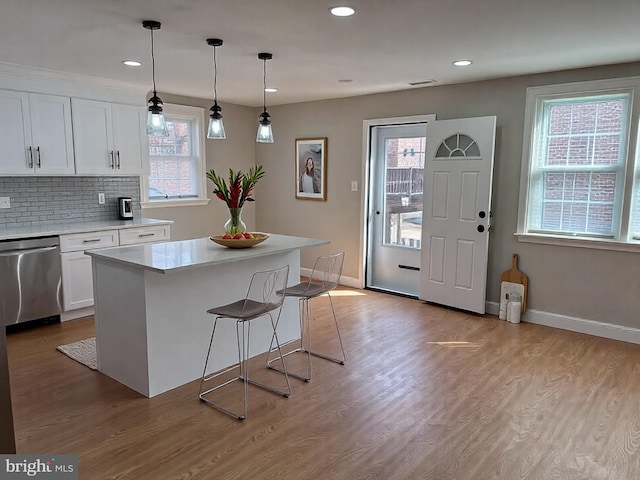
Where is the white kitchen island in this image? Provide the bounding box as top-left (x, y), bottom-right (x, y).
top-left (87, 234), bottom-right (329, 397)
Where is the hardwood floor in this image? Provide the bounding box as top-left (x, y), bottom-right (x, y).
top-left (7, 287), bottom-right (640, 479)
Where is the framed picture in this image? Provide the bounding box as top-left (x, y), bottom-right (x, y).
top-left (295, 137), bottom-right (327, 201)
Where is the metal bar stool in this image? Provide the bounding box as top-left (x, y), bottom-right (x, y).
top-left (198, 265), bottom-right (291, 420)
top-left (267, 252), bottom-right (346, 382)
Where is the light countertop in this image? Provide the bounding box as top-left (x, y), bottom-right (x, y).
top-left (0, 218), bottom-right (173, 241)
top-left (86, 234), bottom-right (329, 274)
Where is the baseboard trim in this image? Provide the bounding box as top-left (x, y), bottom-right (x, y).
top-left (61, 307), bottom-right (94, 322)
top-left (297, 274), bottom-right (640, 344)
top-left (486, 301), bottom-right (640, 345)
top-left (299, 268), bottom-right (361, 289)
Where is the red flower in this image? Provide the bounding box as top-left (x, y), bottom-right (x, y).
top-left (206, 166), bottom-right (265, 209)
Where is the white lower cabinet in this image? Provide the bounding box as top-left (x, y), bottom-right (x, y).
top-left (60, 251), bottom-right (95, 310)
top-left (59, 229), bottom-right (118, 312)
top-left (60, 225), bottom-right (170, 314)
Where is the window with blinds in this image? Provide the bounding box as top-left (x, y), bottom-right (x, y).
top-left (518, 77), bottom-right (640, 248)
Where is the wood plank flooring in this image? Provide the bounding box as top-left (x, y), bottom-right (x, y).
top-left (6, 287), bottom-right (640, 479)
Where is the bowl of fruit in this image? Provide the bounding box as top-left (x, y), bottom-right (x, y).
top-left (209, 232), bottom-right (269, 249)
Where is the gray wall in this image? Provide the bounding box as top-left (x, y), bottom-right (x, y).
top-left (254, 61), bottom-right (640, 329)
top-left (142, 94), bottom-right (257, 241)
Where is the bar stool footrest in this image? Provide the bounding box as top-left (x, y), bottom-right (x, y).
top-left (307, 349), bottom-right (346, 365)
top-left (267, 347), bottom-right (311, 382)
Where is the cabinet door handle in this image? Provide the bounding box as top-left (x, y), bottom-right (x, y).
top-left (138, 233), bottom-right (155, 238)
top-left (116, 150), bottom-right (121, 169)
top-left (109, 151), bottom-right (115, 169)
top-left (27, 146), bottom-right (34, 168)
top-left (36, 146), bottom-right (41, 168)
top-left (82, 239), bottom-right (102, 243)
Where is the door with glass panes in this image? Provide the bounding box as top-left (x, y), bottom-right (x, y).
top-left (367, 122), bottom-right (428, 296)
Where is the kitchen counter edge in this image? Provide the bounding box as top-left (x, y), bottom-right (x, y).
top-left (0, 218), bottom-right (173, 241)
top-left (86, 234), bottom-right (330, 274)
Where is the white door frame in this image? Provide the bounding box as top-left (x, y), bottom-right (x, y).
top-left (361, 114), bottom-right (436, 290)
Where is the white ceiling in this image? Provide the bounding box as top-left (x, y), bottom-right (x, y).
top-left (2, 0), bottom-right (639, 107)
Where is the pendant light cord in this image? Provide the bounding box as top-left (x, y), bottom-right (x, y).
top-left (213, 46), bottom-right (218, 102)
top-left (150, 28), bottom-right (157, 95)
top-left (262, 58), bottom-right (267, 113)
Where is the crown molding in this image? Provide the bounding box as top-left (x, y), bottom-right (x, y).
top-left (0, 62), bottom-right (149, 103)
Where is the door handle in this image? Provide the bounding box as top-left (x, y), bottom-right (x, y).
top-left (116, 151), bottom-right (121, 169)
top-left (376, 211), bottom-right (380, 215)
top-left (36, 146), bottom-right (41, 168)
top-left (109, 151), bottom-right (115, 169)
top-left (477, 225), bottom-right (485, 233)
top-left (478, 210), bottom-right (486, 218)
top-left (27, 146), bottom-right (34, 168)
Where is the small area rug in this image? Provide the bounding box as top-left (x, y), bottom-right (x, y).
top-left (56, 337), bottom-right (97, 370)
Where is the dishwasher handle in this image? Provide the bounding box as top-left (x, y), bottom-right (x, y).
top-left (0, 245), bottom-right (59, 256)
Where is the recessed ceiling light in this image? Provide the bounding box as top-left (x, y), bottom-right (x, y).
top-left (265, 87), bottom-right (278, 93)
top-left (122, 60), bottom-right (142, 67)
top-left (452, 60), bottom-right (472, 67)
top-left (330, 6), bottom-right (355, 17)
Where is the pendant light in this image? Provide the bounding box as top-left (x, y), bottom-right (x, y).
top-left (256, 52), bottom-right (274, 143)
top-left (143, 20), bottom-right (168, 137)
top-left (206, 38), bottom-right (226, 139)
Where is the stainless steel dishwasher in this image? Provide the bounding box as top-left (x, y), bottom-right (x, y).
top-left (0, 236), bottom-right (62, 326)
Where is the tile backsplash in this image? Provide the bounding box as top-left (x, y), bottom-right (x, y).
top-left (0, 177), bottom-right (141, 227)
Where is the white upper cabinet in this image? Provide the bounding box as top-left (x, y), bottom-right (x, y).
top-left (71, 99), bottom-right (112, 174)
top-left (0, 91), bottom-right (30, 175)
top-left (72, 98), bottom-right (148, 175)
top-left (0, 90), bottom-right (74, 175)
top-left (112, 103), bottom-right (148, 175)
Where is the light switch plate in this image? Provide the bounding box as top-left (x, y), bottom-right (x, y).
top-left (98, 193), bottom-right (105, 205)
top-left (0, 197), bottom-right (10, 209)
top-left (351, 181), bottom-right (358, 192)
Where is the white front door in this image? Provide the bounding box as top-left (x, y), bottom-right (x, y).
top-left (419, 116), bottom-right (496, 313)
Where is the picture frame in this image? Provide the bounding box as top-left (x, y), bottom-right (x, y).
top-left (295, 137), bottom-right (327, 201)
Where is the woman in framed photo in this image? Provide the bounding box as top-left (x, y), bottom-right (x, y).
top-left (300, 156), bottom-right (321, 194)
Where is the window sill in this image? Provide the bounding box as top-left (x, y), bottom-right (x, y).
top-left (141, 198), bottom-right (210, 209)
top-left (515, 232), bottom-right (640, 253)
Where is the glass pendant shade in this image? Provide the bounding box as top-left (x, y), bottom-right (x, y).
top-left (147, 110), bottom-right (168, 136)
top-left (207, 102), bottom-right (226, 140)
top-left (146, 95), bottom-right (168, 136)
top-left (256, 111), bottom-right (274, 143)
top-left (208, 115), bottom-right (226, 139)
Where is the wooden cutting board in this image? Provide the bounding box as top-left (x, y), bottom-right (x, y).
top-left (501, 254), bottom-right (528, 312)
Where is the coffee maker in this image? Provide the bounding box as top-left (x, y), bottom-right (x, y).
top-left (118, 197), bottom-right (133, 220)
